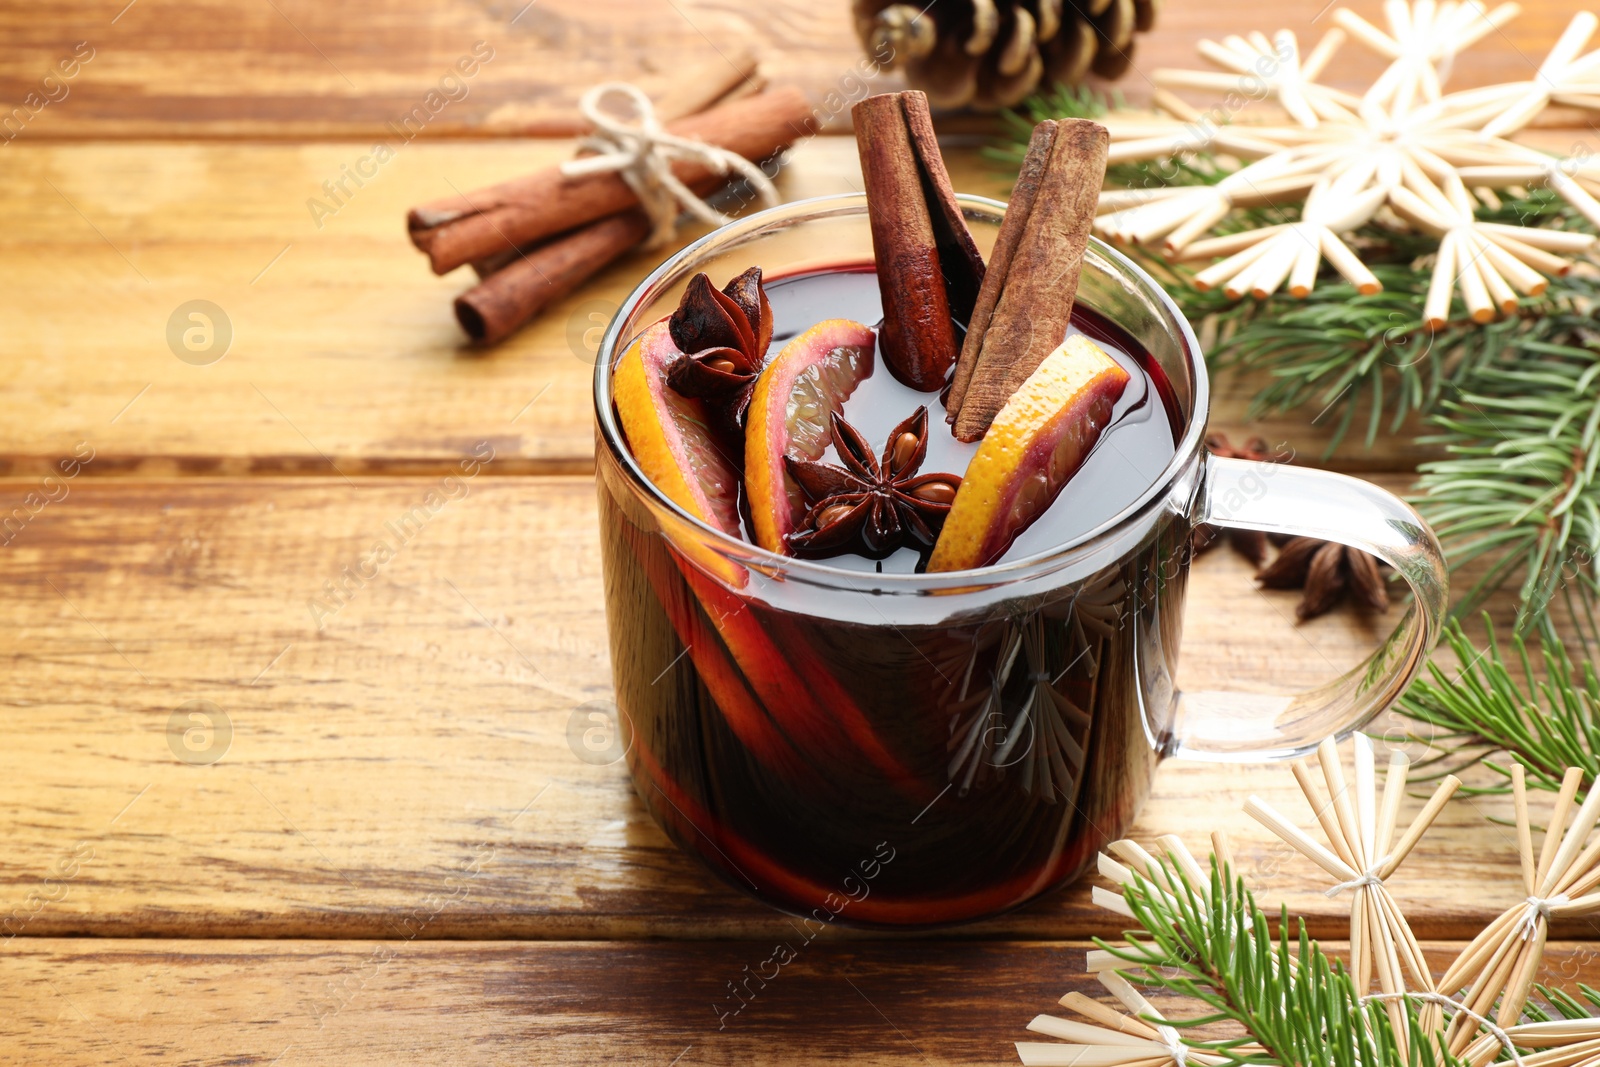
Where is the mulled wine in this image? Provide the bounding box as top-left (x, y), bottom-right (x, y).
top-left (597, 261), bottom-right (1189, 926)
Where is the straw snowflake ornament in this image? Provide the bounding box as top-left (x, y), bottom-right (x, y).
top-left (1093, 1), bottom-right (1600, 328)
top-left (1017, 736), bottom-right (1600, 1067)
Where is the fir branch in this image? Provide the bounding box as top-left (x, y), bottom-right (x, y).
top-left (1396, 618), bottom-right (1600, 796)
top-left (1104, 858), bottom-right (1453, 1067)
top-left (1415, 324), bottom-right (1600, 634)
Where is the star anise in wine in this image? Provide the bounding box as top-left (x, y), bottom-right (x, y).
top-left (783, 407), bottom-right (962, 560)
top-left (1258, 536), bottom-right (1390, 621)
top-left (665, 268), bottom-right (773, 431)
top-left (1192, 433), bottom-right (1283, 565)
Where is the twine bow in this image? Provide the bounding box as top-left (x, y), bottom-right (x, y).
top-left (1325, 863), bottom-right (1386, 897)
top-left (1155, 1024), bottom-right (1189, 1067)
top-left (560, 82), bottom-right (780, 248)
top-left (1516, 893), bottom-right (1569, 940)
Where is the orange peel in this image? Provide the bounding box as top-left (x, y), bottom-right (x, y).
top-left (927, 335), bottom-right (1129, 572)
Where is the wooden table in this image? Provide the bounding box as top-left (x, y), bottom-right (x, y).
top-left (3, 2), bottom-right (1597, 1063)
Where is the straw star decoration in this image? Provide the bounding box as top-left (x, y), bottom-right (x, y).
top-left (1093, 2), bottom-right (1600, 327)
top-left (1016, 736), bottom-right (1600, 1067)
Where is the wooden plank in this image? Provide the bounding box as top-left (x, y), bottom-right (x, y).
top-left (2, 0), bottom-right (1590, 139)
top-left (7, 939), bottom-right (1600, 1065)
top-left (5, 130), bottom-right (1549, 479)
top-left (0, 475), bottom-right (1572, 942)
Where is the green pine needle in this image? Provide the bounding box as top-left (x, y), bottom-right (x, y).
top-left (1104, 856), bottom-right (1465, 1067)
top-left (1397, 617), bottom-right (1600, 795)
top-left (1415, 332), bottom-right (1600, 635)
top-left (1097, 852), bottom-right (1600, 1066)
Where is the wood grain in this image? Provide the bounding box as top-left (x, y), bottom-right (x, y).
top-left (0, 475), bottom-right (1580, 943)
top-left (7, 939), bottom-right (1600, 1065)
top-left (1, 0), bottom-right (1592, 139)
top-left (14, 131), bottom-right (1583, 479)
top-left (7, 7), bottom-right (1600, 1062)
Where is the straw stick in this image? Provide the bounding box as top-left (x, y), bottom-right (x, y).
top-left (1289, 236), bottom-right (1322, 297)
top-left (1424, 229), bottom-right (1459, 328)
top-left (1500, 937), bottom-right (1548, 1027)
top-left (1196, 235), bottom-right (1280, 289)
top-left (1475, 234), bottom-right (1549, 296)
top-left (1376, 751), bottom-right (1409, 861)
top-left (1354, 734), bottom-right (1378, 866)
top-left (1093, 886), bottom-right (1136, 919)
top-left (1174, 225), bottom-right (1287, 263)
top-left (1352, 885), bottom-right (1371, 992)
top-left (1374, 882), bottom-right (1431, 989)
top-left (1320, 230), bottom-right (1383, 294)
top-left (1244, 795), bottom-right (1359, 882)
top-left (1540, 769), bottom-right (1600, 897)
top-left (1376, 774), bottom-right (1461, 880)
top-left (1211, 831), bottom-right (1234, 877)
top-left (1536, 766), bottom-right (1585, 891)
top-left (1513, 763), bottom-right (1537, 894)
top-left (1027, 1016), bottom-right (1166, 1047)
top-left (1303, 27), bottom-right (1347, 80)
top-left (1472, 238), bottom-right (1520, 313)
top-left (1059, 993), bottom-right (1162, 1040)
top-left (1438, 904), bottom-right (1522, 992)
top-left (1555, 835), bottom-right (1600, 895)
top-left (1453, 233), bottom-right (1496, 323)
top-left (1478, 221), bottom-right (1596, 252)
top-left (1481, 227), bottom-right (1577, 278)
top-left (1293, 759), bottom-right (1362, 871)
top-left (1156, 834), bottom-right (1208, 890)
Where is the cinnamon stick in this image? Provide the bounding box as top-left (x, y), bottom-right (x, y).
top-left (410, 88), bottom-right (816, 275)
top-left (945, 120), bottom-right (1058, 420)
top-left (454, 211), bottom-right (650, 345)
top-left (852, 91), bottom-right (984, 392)
top-left (455, 170), bottom-right (725, 344)
top-left (948, 118), bottom-right (1108, 441)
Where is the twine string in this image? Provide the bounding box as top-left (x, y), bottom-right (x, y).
top-left (1155, 1024), bottom-right (1189, 1067)
top-left (1360, 991), bottom-right (1525, 1067)
top-left (1515, 893), bottom-right (1569, 940)
top-left (560, 82), bottom-right (780, 248)
top-left (1326, 864), bottom-right (1386, 898)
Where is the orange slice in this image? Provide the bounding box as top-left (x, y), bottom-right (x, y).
top-left (744, 319), bottom-right (876, 553)
top-left (926, 335), bottom-right (1129, 572)
top-left (613, 320), bottom-right (742, 536)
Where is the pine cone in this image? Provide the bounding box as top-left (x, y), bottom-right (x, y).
top-left (854, 0), bottom-right (1158, 110)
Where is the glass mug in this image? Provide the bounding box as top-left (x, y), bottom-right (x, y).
top-left (592, 193), bottom-right (1447, 928)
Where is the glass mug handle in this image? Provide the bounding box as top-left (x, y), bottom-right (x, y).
top-left (1170, 456), bottom-right (1449, 761)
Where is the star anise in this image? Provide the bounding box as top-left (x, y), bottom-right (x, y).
top-left (783, 407), bottom-right (962, 560)
top-left (1192, 434), bottom-right (1283, 566)
top-left (665, 267), bottom-right (773, 432)
top-left (1258, 536), bottom-right (1390, 621)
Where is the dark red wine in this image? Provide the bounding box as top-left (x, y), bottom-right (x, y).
top-left (596, 263), bottom-right (1191, 927)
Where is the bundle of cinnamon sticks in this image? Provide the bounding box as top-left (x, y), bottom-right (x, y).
top-left (407, 55), bottom-right (817, 345)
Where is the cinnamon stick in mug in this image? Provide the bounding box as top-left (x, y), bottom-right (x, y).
top-left (410, 88), bottom-right (816, 275)
top-left (948, 118), bottom-right (1108, 441)
top-left (852, 91), bottom-right (985, 392)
